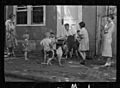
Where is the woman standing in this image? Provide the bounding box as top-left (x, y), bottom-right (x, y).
top-left (5, 14), bottom-right (17, 57)
top-left (102, 14), bottom-right (115, 67)
top-left (78, 21), bottom-right (89, 65)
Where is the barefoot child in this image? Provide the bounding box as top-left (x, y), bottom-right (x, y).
top-left (40, 32), bottom-right (52, 64)
top-left (23, 31), bottom-right (30, 60)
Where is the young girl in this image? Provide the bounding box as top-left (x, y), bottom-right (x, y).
top-left (23, 31), bottom-right (30, 60)
top-left (78, 21), bottom-right (89, 65)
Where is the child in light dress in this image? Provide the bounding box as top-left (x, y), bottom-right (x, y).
top-left (78, 21), bottom-right (89, 65)
top-left (23, 31), bottom-right (30, 60)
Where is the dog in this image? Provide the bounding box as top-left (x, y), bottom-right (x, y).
top-left (46, 41), bottom-right (68, 66)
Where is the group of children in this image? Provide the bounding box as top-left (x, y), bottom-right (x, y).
top-left (5, 14), bottom-right (89, 66)
top-left (39, 23), bottom-right (87, 66)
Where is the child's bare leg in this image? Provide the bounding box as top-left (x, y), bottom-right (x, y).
top-left (47, 58), bottom-right (53, 65)
top-left (25, 51), bottom-right (28, 60)
top-left (83, 52), bottom-right (86, 60)
top-left (12, 48), bottom-right (15, 57)
top-left (75, 50), bottom-right (78, 57)
top-left (58, 55), bottom-right (62, 66)
top-left (79, 51), bottom-right (84, 60)
top-left (7, 48), bottom-right (10, 57)
top-left (70, 49), bottom-right (73, 58)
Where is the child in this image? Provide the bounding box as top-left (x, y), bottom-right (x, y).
top-left (73, 30), bottom-right (81, 57)
top-left (23, 31), bottom-right (30, 60)
top-left (78, 21), bottom-right (89, 65)
top-left (40, 32), bottom-right (52, 64)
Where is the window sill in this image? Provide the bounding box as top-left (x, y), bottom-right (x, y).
top-left (16, 24), bottom-right (46, 26)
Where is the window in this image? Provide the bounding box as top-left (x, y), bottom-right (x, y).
top-left (16, 6), bottom-right (27, 24)
top-left (31, 6), bottom-right (44, 24)
top-left (14, 5), bottom-right (46, 26)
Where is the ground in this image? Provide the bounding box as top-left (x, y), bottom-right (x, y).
top-left (4, 51), bottom-right (116, 82)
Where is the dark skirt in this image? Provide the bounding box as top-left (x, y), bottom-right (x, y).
top-left (67, 35), bottom-right (74, 51)
top-left (73, 40), bottom-right (79, 50)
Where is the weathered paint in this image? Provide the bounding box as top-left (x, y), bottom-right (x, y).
top-left (96, 6), bottom-right (107, 55)
top-left (82, 6), bottom-right (96, 55)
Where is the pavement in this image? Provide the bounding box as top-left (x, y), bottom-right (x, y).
top-left (4, 53), bottom-right (116, 82)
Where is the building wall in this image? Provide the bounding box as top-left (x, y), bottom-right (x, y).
top-left (82, 6), bottom-right (96, 55)
top-left (6, 6), bottom-right (57, 50)
top-left (4, 6), bottom-right (6, 21)
top-left (96, 6), bottom-right (107, 55)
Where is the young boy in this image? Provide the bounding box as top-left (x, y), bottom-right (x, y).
top-left (73, 30), bottom-right (81, 57)
top-left (40, 32), bottom-right (52, 64)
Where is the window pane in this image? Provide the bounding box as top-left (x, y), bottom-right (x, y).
top-left (16, 11), bottom-right (27, 24)
top-left (31, 7), bottom-right (44, 24)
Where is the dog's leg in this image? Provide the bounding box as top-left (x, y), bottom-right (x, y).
top-left (78, 50), bottom-right (85, 60)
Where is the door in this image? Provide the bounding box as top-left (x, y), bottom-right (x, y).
top-left (57, 5), bottom-right (82, 38)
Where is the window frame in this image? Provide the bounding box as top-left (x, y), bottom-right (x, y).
top-left (13, 5), bottom-right (46, 26)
